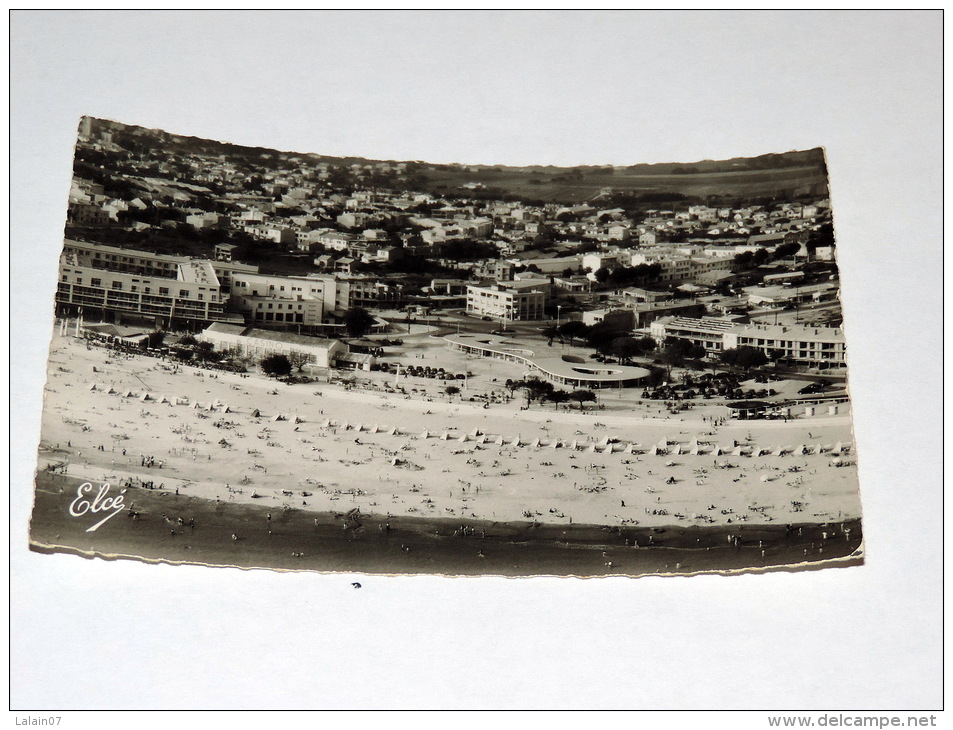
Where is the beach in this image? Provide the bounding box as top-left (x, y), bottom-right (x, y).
top-left (32, 330), bottom-right (863, 575)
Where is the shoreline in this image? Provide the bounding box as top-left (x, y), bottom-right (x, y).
top-left (31, 472), bottom-right (863, 577)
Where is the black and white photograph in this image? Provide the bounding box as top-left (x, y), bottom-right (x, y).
top-left (10, 9), bottom-right (942, 715)
top-left (32, 118), bottom-right (863, 577)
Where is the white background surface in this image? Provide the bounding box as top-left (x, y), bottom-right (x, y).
top-left (9, 10), bottom-right (943, 711)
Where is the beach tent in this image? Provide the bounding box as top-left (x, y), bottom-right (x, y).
top-left (369, 424), bottom-right (379, 434)
top-left (814, 443), bottom-right (823, 455)
top-left (772, 445), bottom-right (785, 456)
top-left (623, 443), bottom-right (635, 454)
top-left (712, 446), bottom-right (723, 456)
top-left (206, 402), bottom-right (217, 411)
top-left (831, 441), bottom-right (842, 455)
top-left (106, 387), bottom-right (117, 395)
top-left (122, 390), bottom-right (134, 398)
top-left (87, 383), bottom-right (98, 391)
top-left (494, 435), bottom-right (505, 446)
top-left (690, 443), bottom-right (701, 455)
top-left (602, 443), bottom-right (614, 453)
top-left (732, 446), bottom-right (744, 457)
top-left (272, 414), bottom-right (285, 422)
top-left (477, 434), bottom-right (487, 444)
top-left (222, 405), bottom-right (232, 413)
top-left (598, 436), bottom-right (610, 448)
top-left (470, 428), bottom-right (481, 437)
top-left (794, 445), bottom-right (806, 455)
top-left (529, 438), bottom-right (541, 449)
top-left (550, 440), bottom-right (561, 449)
top-left (757, 447), bottom-right (770, 456)
top-left (251, 409), bottom-right (261, 418)
top-left (673, 443), bottom-right (683, 455)
top-left (389, 427), bottom-right (400, 436)
top-left (294, 416), bottom-right (304, 424)
top-left (192, 401), bottom-right (202, 409)
top-left (320, 419), bottom-right (331, 428)
top-left (648, 444), bottom-right (658, 456)
top-left (458, 434), bottom-right (468, 443)
top-left (419, 429), bottom-right (430, 439)
top-left (510, 436), bottom-right (521, 447)
top-left (440, 431), bottom-right (451, 440)
top-left (158, 395), bottom-right (170, 404)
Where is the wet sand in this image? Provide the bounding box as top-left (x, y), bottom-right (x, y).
top-left (31, 472), bottom-right (863, 577)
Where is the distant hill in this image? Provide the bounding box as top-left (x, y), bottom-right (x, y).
top-left (78, 116), bottom-right (829, 206)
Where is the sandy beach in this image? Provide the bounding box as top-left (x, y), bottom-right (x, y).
top-left (34, 330), bottom-right (862, 542)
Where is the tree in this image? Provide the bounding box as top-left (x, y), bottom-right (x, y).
top-left (194, 341), bottom-right (217, 362)
top-left (557, 320), bottom-right (588, 346)
top-left (178, 333), bottom-right (198, 347)
top-left (547, 390), bottom-right (571, 410)
top-left (144, 330), bottom-right (166, 349)
top-left (570, 389), bottom-right (597, 410)
top-left (609, 336), bottom-right (642, 364)
top-left (518, 377), bottom-right (554, 407)
top-left (542, 325), bottom-right (560, 346)
top-left (445, 385), bottom-right (461, 399)
top-left (287, 351), bottom-right (311, 373)
top-left (720, 346), bottom-right (768, 372)
top-left (343, 307), bottom-right (375, 338)
top-left (261, 354), bottom-right (292, 379)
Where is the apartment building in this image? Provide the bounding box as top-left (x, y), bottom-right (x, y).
top-left (466, 282), bottom-right (547, 321)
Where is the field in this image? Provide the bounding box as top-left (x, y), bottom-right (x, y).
top-left (422, 165), bottom-right (829, 205)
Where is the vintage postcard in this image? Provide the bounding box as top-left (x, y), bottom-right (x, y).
top-left (29, 117), bottom-right (863, 576)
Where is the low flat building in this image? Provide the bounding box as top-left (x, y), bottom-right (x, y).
top-left (200, 323), bottom-right (347, 369)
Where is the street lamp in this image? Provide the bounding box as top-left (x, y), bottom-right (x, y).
top-left (556, 305), bottom-right (562, 327)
